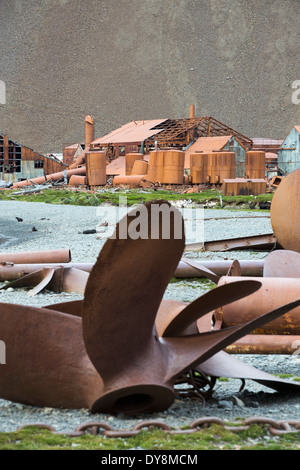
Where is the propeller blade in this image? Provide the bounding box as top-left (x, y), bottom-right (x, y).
top-left (82, 201), bottom-right (185, 381)
top-left (161, 280), bottom-right (261, 337)
top-left (196, 350), bottom-right (300, 393)
top-left (0, 302), bottom-right (103, 409)
top-left (164, 297), bottom-right (300, 381)
top-left (44, 300), bottom-right (83, 317)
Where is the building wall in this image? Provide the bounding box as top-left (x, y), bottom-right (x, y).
top-left (0, 145), bottom-right (66, 183)
top-left (277, 128), bottom-right (300, 175)
top-left (0, 160), bottom-right (44, 183)
top-left (223, 137), bottom-right (246, 178)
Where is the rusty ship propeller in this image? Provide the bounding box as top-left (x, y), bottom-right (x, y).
top-left (0, 201), bottom-right (299, 415)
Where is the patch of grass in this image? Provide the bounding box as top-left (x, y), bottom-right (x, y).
top-left (0, 188), bottom-right (273, 210)
top-left (0, 424), bottom-right (298, 450)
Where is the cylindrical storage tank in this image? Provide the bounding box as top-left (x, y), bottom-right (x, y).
top-left (69, 175), bottom-right (87, 187)
top-left (147, 151), bottom-right (158, 183)
top-left (207, 153), bottom-right (219, 184)
top-left (214, 276), bottom-right (300, 335)
top-left (147, 151), bottom-right (165, 183)
top-left (131, 160), bottom-right (148, 176)
top-left (246, 151), bottom-right (266, 179)
top-left (155, 151), bottom-right (165, 182)
top-left (217, 152), bottom-right (236, 183)
top-left (86, 151), bottom-right (107, 186)
top-left (190, 153), bottom-right (208, 184)
top-left (162, 150), bottom-right (185, 184)
top-left (270, 168), bottom-right (300, 252)
top-left (85, 115), bottom-right (95, 149)
top-left (125, 153), bottom-right (144, 176)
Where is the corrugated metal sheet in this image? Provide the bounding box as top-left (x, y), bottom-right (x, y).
top-left (277, 126), bottom-right (300, 174)
top-left (92, 119), bottom-right (167, 145)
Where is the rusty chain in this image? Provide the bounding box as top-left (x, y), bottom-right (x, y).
top-left (15, 416), bottom-right (300, 438)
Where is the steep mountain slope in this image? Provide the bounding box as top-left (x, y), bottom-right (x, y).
top-left (0, 0), bottom-right (299, 153)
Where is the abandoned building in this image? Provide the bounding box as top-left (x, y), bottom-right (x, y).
top-left (277, 125), bottom-right (300, 175)
top-left (0, 132), bottom-right (67, 183)
top-left (89, 107), bottom-right (253, 165)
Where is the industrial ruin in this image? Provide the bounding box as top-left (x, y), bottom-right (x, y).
top-left (0, 106), bottom-right (297, 195)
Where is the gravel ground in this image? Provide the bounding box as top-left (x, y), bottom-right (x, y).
top-left (0, 200), bottom-right (299, 434)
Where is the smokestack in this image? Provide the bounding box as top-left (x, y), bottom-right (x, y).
top-left (190, 105), bottom-right (195, 119)
top-left (85, 115), bottom-right (95, 149)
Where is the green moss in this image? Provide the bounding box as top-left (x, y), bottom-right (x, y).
top-left (0, 423), bottom-right (298, 450)
top-left (0, 188), bottom-right (273, 210)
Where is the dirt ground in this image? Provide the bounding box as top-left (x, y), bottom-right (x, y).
top-left (0, 0), bottom-right (300, 154)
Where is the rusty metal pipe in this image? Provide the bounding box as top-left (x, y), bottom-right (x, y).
top-left (68, 175), bottom-right (87, 187)
top-left (174, 259), bottom-right (264, 278)
top-left (0, 258), bottom-right (264, 283)
top-left (225, 334), bottom-right (300, 355)
top-left (0, 249), bottom-right (71, 265)
top-left (0, 263), bottom-right (93, 281)
top-left (215, 276), bottom-right (300, 335)
top-left (11, 167), bottom-right (86, 189)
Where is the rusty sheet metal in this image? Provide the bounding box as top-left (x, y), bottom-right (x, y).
top-left (1, 267), bottom-right (89, 296)
top-left (105, 156), bottom-right (126, 176)
top-left (198, 233), bottom-right (277, 252)
top-left (270, 167), bottom-right (300, 252)
top-left (0, 249), bottom-right (71, 265)
top-left (91, 119), bottom-right (167, 145)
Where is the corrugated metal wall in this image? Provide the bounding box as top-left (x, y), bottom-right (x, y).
top-left (277, 127), bottom-right (300, 174)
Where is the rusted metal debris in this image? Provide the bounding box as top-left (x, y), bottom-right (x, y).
top-left (0, 201), bottom-right (299, 415)
top-left (185, 233), bottom-right (278, 252)
top-left (0, 258), bottom-right (265, 287)
top-left (210, 275), bottom-right (300, 355)
top-left (15, 417), bottom-right (300, 437)
top-left (1, 267), bottom-right (89, 296)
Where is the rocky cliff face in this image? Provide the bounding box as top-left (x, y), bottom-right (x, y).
top-left (0, 0), bottom-right (299, 153)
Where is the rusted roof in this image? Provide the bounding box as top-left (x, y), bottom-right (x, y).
top-left (294, 126), bottom-right (300, 134)
top-left (106, 156), bottom-right (126, 176)
top-left (92, 119), bottom-right (167, 145)
top-left (184, 136), bottom-right (233, 168)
